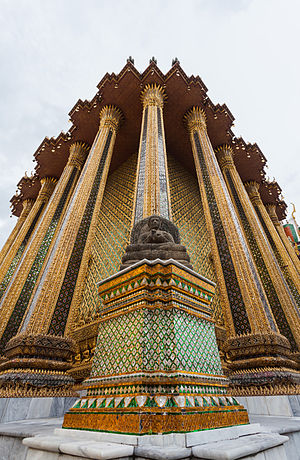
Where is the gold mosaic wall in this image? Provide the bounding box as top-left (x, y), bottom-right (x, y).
top-left (75, 153), bottom-right (137, 324)
top-left (75, 152), bottom-right (222, 327)
top-left (168, 154), bottom-right (223, 325)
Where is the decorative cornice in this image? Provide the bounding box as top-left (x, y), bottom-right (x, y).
top-left (184, 106), bottom-right (207, 132)
top-left (140, 83), bottom-right (166, 109)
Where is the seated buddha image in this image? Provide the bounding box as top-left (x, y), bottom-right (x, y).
top-left (138, 216), bottom-right (175, 244)
top-left (120, 214), bottom-right (193, 270)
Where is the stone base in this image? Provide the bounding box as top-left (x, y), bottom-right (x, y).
top-left (22, 423), bottom-right (289, 460)
top-left (63, 405), bottom-right (248, 435)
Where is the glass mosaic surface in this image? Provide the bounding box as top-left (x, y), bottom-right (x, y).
top-left (168, 154), bottom-right (223, 325)
top-left (91, 308), bottom-right (223, 377)
top-left (193, 132), bottom-right (251, 335)
top-left (225, 171), bottom-right (295, 347)
top-left (0, 202), bottom-right (45, 301)
top-left (0, 168), bottom-right (77, 354)
top-left (74, 153), bottom-right (137, 325)
top-left (48, 132), bottom-right (113, 335)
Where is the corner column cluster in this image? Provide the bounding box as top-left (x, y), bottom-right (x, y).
top-left (184, 107), bottom-right (299, 392)
top-left (216, 147), bottom-right (300, 357)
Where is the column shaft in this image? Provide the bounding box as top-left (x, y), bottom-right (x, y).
top-left (216, 147), bottom-right (300, 353)
top-left (245, 183), bottom-right (300, 307)
top-left (0, 143), bottom-right (89, 354)
top-left (25, 106), bottom-right (123, 336)
top-left (0, 178), bottom-right (57, 301)
top-left (266, 203), bottom-right (300, 275)
top-left (185, 108), bottom-right (278, 336)
top-left (0, 199), bottom-right (34, 267)
top-left (134, 84), bottom-right (171, 222)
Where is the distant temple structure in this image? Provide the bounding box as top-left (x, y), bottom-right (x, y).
top-left (0, 59), bottom-right (299, 436)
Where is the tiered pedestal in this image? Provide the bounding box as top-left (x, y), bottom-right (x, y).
top-left (63, 259), bottom-right (248, 434)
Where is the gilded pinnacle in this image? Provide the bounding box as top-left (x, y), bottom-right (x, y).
top-left (184, 106), bottom-right (207, 132)
top-left (140, 83), bottom-right (166, 108)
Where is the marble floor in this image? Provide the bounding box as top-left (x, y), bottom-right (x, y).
top-left (0, 415), bottom-right (299, 460)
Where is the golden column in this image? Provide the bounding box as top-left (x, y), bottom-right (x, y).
top-left (0, 143), bottom-right (89, 355)
top-left (23, 106), bottom-right (123, 336)
top-left (0, 198), bottom-right (34, 267)
top-left (245, 182), bottom-right (300, 306)
top-left (215, 145), bottom-right (300, 355)
top-left (0, 177), bottom-right (57, 301)
top-left (265, 203), bottom-right (300, 275)
top-left (184, 107), bottom-right (298, 392)
top-left (134, 83), bottom-right (171, 222)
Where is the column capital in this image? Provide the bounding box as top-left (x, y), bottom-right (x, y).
top-left (265, 203), bottom-right (280, 226)
top-left (68, 142), bottom-right (90, 169)
top-left (39, 177), bottom-right (57, 202)
top-left (184, 106), bottom-right (207, 132)
top-left (215, 144), bottom-right (235, 170)
top-left (99, 105), bottom-right (123, 132)
top-left (21, 198), bottom-right (35, 215)
top-left (244, 181), bottom-right (261, 205)
top-left (140, 83), bottom-right (166, 109)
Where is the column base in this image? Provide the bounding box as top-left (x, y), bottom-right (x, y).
top-left (224, 333), bottom-right (300, 394)
top-left (0, 333), bottom-right (77, 397)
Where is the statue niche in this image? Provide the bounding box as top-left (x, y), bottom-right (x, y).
top-left (120, 215), bottom-right (193, 270)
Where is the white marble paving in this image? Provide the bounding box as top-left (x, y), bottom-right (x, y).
top-left (185, 423), bottom-right (261, 447)
top-left (0, 414), bottom-right (299, 460)
top-left (191, 433), bottom-right (288, 460)
top-left (54, 428), bottom-right (138, 446)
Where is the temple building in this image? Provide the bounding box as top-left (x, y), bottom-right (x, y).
top-left (0, 58), bottom-right (299, 459)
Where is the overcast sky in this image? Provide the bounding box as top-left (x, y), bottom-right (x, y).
top-left (0, 0), bottom-right (299, 248)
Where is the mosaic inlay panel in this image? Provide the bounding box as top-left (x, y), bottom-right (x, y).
top-left (225, 172), bottom-right (288, 338)
top-left (134, 107), bottom-right (148, 223)
top-left (254, 204), bottom-right (300, 309)
top-left (157, 107), bottom-right (170, 220)
top-left (0, 202), bottom-right (45, 301)
top-left (168, 154), bottom-right (223, 325)
top-left (0, 167), bottom-right (77, 354)
top-left (193, 133), bottom-right (251, 335)
top-left (74, 153), bottom-right (137, 326)
top-left (91, 308), bottom-right (223, 377)
top-left (48, 132), bottom-right (113, 336)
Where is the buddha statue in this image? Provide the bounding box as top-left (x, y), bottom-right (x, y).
top-left (120, 215), bottom-right (192, 270)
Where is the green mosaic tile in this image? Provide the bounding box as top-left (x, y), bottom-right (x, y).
top-left (91, 308), bottom-right (223, 377)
